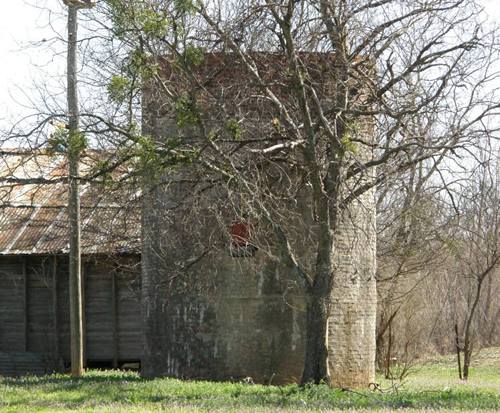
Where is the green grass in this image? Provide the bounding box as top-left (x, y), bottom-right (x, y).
top-left (0, 348), bottom-right (499, 412)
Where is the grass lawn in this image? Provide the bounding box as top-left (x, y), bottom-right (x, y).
top-left (0, 348), bottom-right (499, 412)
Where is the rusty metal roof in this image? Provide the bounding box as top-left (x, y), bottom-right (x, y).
top-left (0, 150), bottom-right (140, 255)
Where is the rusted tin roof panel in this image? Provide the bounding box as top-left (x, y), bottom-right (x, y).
top-left (0, 151), bottom-right (140, 255)
top-left (0, 207), bottom-right (34, 252)
top-left (9, 207), bottom-right (63, 253)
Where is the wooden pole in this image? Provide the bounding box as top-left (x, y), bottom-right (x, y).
top-left (67, 4), bottom-right (84, 377)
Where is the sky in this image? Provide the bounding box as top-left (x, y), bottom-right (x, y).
top-left (1, 0), bottom-right (500, 132)
top-left (0, 0), bottom-right (65, 128)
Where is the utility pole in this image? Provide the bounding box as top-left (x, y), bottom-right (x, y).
top-left (64, 0), bottom-right (95, 377)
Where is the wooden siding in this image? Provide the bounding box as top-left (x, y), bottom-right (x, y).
top-left (0, 255), bottom-right (141, 375)
top-left (117, 270), bottom-right (142, 360)
top-left (86, 264), bottom-right (114, 361)
top-left (0, 352), bottom-right (51, 377)
top-left (27, 258), bottom-right (53, 353)
top-left (0, 257), bottom-right (24, 351)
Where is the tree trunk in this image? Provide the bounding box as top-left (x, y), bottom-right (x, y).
top-left (461, 277), bottom-right (484, 380)
top-left (385, 322), bottom-right (393, 379)
top-left (300, 201), bottom-right (334, 386)
top-left (454, 323), bottom-right (463, 380)
top-left (301, 294), bottom-right (330, 385)
top-left (67, 4), bottom-right (84, 378)
top-left (463, 347), bottom-right (472, 380)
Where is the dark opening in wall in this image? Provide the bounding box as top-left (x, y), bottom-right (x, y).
top-left (70, 360), bottom-right (141, 371)
top-left (229, 221), bottom-right (257, 257)
top-left (85, 360), bottom-right (114, 369)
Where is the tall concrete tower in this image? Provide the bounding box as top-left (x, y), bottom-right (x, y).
top-left (141, 53), bottom-right (377, 387)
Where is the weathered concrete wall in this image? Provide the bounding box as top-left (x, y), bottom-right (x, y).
top-left (141, 187), bottom-right (307, 383)
top-left (141, 53), bottom-right (377, 386)
top-left (204, 256), bottom-right (306, 383)
top-left (329, 188), bottom-right (377, 387)
top-left (141, 180), bottom-right (377, 386)
top-left (140, 156), bottom-right (377, 385)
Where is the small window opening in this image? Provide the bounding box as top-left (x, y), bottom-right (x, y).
top-left (229, 221), bottom-right (257, 257)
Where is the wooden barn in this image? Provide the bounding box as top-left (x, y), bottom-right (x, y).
top-left (0, 151), bottom-right (142, 376)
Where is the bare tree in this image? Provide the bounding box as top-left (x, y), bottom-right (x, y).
top-left (2, 0), bottom-right (499, 388)
top-left (376, 162), bottom-right (452, 378)
top-left (451, 149), bottom-right (500, 380)
top-left (92, 0), bottom-right (500, 387)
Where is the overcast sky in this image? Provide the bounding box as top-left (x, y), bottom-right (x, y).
top-left (1, 0), bottom-right (500, 131)
top-left (0, 0), bottom-right (65, 127)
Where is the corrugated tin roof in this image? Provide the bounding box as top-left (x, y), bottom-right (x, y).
top-left (0, 150), bottom-right (140, 255)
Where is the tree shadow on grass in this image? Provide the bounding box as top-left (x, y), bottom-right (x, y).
top-left (1, 372), bottom-right (499, 411)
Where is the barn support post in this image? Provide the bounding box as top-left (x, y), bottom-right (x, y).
top-left (52, 255), bottom-right (60, 358)
top-left (82, 261), bottom-right (88, 368)
top-left (111, 271), bottom-right (118, 368)
top-left (22, 256), bottom-right (28, 352)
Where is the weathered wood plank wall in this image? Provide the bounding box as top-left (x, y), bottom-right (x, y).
top-left (0, 257), bottom-right (24, 352)
top-left (0, 254), bottom-right (141, 375)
